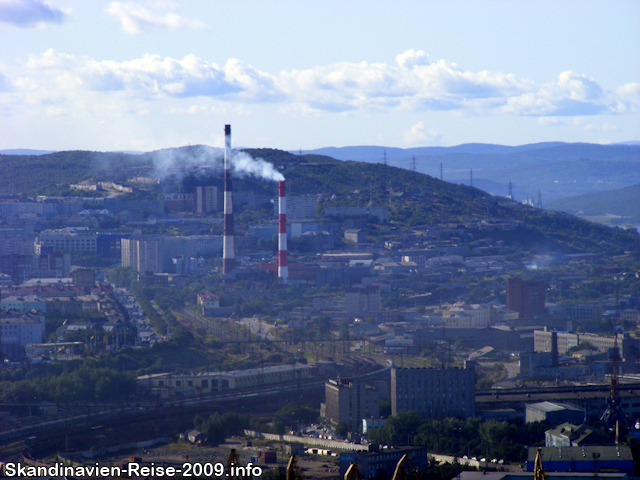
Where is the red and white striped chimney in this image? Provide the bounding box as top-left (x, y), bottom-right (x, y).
top-left (222, 124), bottom-right (235, 276)
top-left (278, 180), bottom-right (288, 283)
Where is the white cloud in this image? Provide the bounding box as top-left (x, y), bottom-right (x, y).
top-left (2, 49), bottom-right (636, 123)
top-left (403, 121), bottom-right (442, 146)
top-left (105, 1), bottom-right (208, 35)
top-left (0, 0), bottom-right (70, 27)
top-left (602, 124), bottom-right (618, 131)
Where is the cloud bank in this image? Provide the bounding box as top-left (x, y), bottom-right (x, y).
top-left (1, 48), bottom-right (637, 120)
top-left (0, 0), bottom-right (70, 27)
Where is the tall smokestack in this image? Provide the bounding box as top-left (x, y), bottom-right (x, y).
top-left (222, 125), bottom-right (235, 276)
top-left (278, 180), bottom-right (288, 283)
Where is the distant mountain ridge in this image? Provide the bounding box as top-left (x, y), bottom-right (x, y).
top-left (293, 142), bottom-right (640, 204)
top-left (0, 149), bottom-right (56, 156)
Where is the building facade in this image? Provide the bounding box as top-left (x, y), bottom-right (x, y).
top-left (195, 186), bottom-right (218, 215)
top-left (324, 377), bottom-right (381, 431)
top-left (391, 363), bottom-right (476, 419)
top-left (345, 285), bottom-right (381, 319)
top-left (506, 277), bottom-right (545, 319)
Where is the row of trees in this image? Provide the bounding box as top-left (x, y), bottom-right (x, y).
top-left (368, 413), bottom-right (548, 463)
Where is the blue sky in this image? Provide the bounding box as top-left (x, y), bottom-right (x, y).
top-left (0, 0), bottom-right (638, 151)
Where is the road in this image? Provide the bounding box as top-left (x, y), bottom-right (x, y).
top-left (239, 316), bottom-right (276, 341)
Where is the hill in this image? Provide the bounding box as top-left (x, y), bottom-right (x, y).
top-left (1, 146), bottom-right (639, 258)
top-left (546, 184), bottom-right (640, 225)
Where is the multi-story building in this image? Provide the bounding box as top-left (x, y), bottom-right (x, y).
top-left (164, 193), bottom-right (195, 213)
top-left (195, 186), bottom-right (218, 215)
top-left (274, 195), bottom-right (316, 220)
top-left (121, 237), bottom-right (163, 273)
top-left (0, 294), bottom-right (46, 313)
top-left (324, 377), bottom-right (381, 431)
top-left (36, 227), bottom-right (97, 254)
top-left (534, 328), bottom-right (639, 357)
top-left (0, 253), bottom-right (70, 282)
top-left (0, 310), bottom-right (46, 360)
top-left (391, 363), bottom-right (476, 419)
top-left (563, 304), bottom-right (603, 321)
top-left (506, 277), bottom-right (545, 319)
top-left (442, 303), bottom-right (491, 328)
top-left (0, 234), bottom-right (36, 255)
top-left (345, 285), bottom-right (381, 319)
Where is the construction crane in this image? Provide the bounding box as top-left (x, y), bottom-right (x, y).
top-left (601, 333), bottom-right (628, 437)
top-left (286, 455), bottom-right (304, 480)
top-left (533, 448), bottom-right (548, 480)
top-left (344, 463), bottom-right (363, 480)
top-left (227, 449), bottom-right (245, 480)
top-left (391, 454), bottom-right (419, 480)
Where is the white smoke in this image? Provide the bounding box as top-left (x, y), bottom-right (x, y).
top-left (146, 145), bottom-right (284, 182)
top-left (232, 151), bottom-right (284, 182)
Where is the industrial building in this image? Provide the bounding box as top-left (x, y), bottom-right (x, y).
top-left (339, 447), bottom-right (430, 479)
top-left (391, 363), bottom-right (476, 419)
top-left (137, 364), bottom-right (313, 399)
top-left (323, 377), bottom-right (381, 431)
top-left (525, 401), bottom-right (585, 426)
top-left (526, 446), bottom-right (634, 474)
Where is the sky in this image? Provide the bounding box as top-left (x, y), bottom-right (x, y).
top-left (0, 0), bottom-right (638, 152)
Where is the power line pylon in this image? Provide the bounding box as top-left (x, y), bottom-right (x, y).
top-left (411, 155), bottom-right (417, 173)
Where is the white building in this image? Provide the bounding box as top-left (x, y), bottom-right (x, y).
top-left (1, 310), bottom-right (46, 359)
top-left (36, 227), bottom-right (97, 254)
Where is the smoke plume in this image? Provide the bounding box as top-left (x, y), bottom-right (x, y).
top-left (146, 145), bottom-right (284, 182)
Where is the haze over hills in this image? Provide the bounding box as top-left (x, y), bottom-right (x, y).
top-left (546, 184), bottom-right (640, 226)
top-left (298, 142), bottom-right (640, 205)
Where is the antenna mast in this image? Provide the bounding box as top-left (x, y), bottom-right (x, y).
top-left (508, 181), bottom-right (514, 200)
top-left (440, 162), bottom-right (443, 181)
top-left (536, 190), bottom-right (543, 209)
top-left (470, 169), bottom-right (473, 187)
top-left (411, 155), bottom-right (417, 173)
top-left (382, 149), bottom-right (388, 166)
